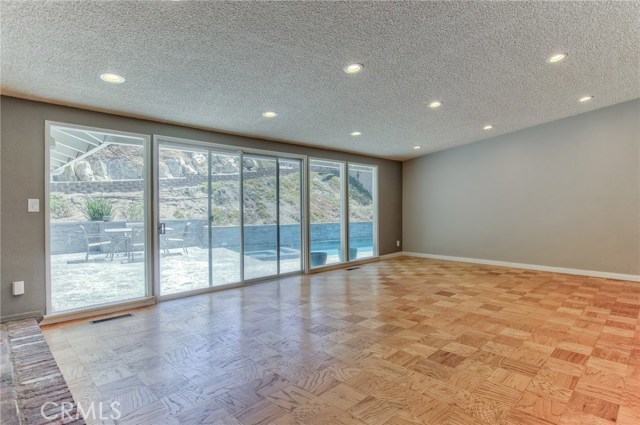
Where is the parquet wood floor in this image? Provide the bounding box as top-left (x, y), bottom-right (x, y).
top-left (42, 257), bottom-right (640, 425)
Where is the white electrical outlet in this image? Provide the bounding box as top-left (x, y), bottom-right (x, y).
top-left (12, 281), bottom-right (25, 296)
top-left (396, 240), bottom-right (400, 247)
top-left (28, 199), bottom-right (40, 212)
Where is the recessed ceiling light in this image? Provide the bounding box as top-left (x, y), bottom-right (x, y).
top-left (413, 146), bottom-right (421, 150)
top-left (429, 101), bottom-right (443, 109)
top-left (350, 131), bottom-right (362, 136)
top-left (262, 111), bottom-right (277, 118)
top-left (343, 63), bottom-right (363, 74)
top-left (547, 53), bottom-right (568, 63)
top-left (483, 125), bottom-right (494, 130)
top-left (579, 95), bottom-right (594, 102)
top-left (99, 73), bottom-right (125, 84)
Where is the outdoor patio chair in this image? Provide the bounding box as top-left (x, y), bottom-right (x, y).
top-left (79, 224), bottom-right (112, 262)
top-left (166, 222), bottom-right (191, 254)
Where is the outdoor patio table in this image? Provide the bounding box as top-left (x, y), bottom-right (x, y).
top-left (104, 226), bottom-right (174, 260)
top-left (103, 227), bottom-right (133, 260)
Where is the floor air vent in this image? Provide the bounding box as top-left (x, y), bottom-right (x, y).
top-left (90, 313), bottom-right (133, 325)
top-left (346, 267), bottom-right (361, 271)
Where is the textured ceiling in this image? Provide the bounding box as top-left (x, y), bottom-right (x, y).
top-left (1, 1), bottom-right (639, 160)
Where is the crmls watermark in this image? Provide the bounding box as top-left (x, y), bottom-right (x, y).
top-left (40, 401), bottom-right (122, 421)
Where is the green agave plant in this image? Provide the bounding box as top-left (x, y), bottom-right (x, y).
top-left (84, 198), bottom-right (113, 221)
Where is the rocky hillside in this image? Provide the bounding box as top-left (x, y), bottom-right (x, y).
top-left (51, 144), bottom-right (374, 224)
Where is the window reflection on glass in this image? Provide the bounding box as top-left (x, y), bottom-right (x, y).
top-left (309, 159), bottom-right (345, 267)
top-left (243, 156), bottom-right (278, 280)
top-left (348, 164), bottom-right (376, 260)
top-left (279, 159), bottom-right (302, 274)
top-left (48, 125), bottom-right (147, 312)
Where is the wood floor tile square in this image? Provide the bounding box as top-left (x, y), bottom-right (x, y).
top-left (266, 385), bottom-right (315, 411)
top-left (487, 367), bottom-right (532, 392)
top-left (174, 398), bottom-right (229, 425)
top-left (461, 393), bottom-right (512, 424)
top-left (446, 370), bottom-right (487, 392)
top-left (441, 341), bottom-right (478, 357)
top-left (411, 358), bottom-right (455, 380)
top-left (329, 412), bottom-right (368, 425)
top-left (556, 341), bottom-right (594, 356)
top-left (427, 350), bottom-right (466, 368)
top-left (586, 356), bottom-right (628, 376)
top-left (481, 341), bottom-right (516, 357)
top-left (591, 346), bottom-right (630, 364)
top-left (348, 396), bottom-right (399, 425)
top-left (567, 392), bottom-right (619, 421)
top-left (319, 383), bottom-right (367, 411)
top-left (551, 348), bottom-right (589, 366)
top-left (382, 350), bottom-right (419, 368)
top-left (474, 380), bottom-right (522, 404)
top-left (235, 399), bottom-right (287, 425)
top-left (505, 409), bottom-right (557, 425)
top-left (514, 390), bottom-right (567, 424)
top-left (617, 404), bottom-right (640, 425)
top-left (415, 398), bottom-right (454, 424)
top-left (544, 357), bottom-right (585, 377)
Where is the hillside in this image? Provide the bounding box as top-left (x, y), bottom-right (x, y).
top-left (50, 144), bottom-right (374, 224)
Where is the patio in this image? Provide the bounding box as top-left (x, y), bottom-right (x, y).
top-left (49, 246), bottom-right (307, 312)
top-left (50, 244), bottom-right (374, 312)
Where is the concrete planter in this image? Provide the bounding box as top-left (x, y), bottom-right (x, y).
top-left (310, 252), bottom-right (328, 267)
top-left (338, 247), bottom-right (359, 262)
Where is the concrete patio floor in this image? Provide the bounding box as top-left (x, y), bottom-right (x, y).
top-left (49, 247), bottom-right (334, 312)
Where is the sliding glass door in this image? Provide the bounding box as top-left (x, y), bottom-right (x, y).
top-left (279, 159), bottom-right (303, 273)
top-left (348, 164), bottom-right (377, 260)
top-left (157, 138), bottom-right (303, 296)
top-left (210, 151), bottom-right (242, 286)
top-left (47, 125), bottom-right (376, 313)
top-left (157, 144), bottom-right (209, 295)
top-left (243, 156), bottom-right (303, 279)
top-left (158, 143), bottom-right (243, 296)
top-left (47, 123), bottom-right (149, 313)
top-left (309, 159), bottom-right (345, 267)
top-left (243, 155), bottom-right (278, 280)
top-left (309, 159), bottom-right (378, 268)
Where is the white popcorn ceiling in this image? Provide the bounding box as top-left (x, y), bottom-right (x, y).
top-left (1, 1), bottom-right (638, 160)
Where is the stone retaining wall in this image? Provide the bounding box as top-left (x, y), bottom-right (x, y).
top-left (50, 168), bottom-right (301, 195)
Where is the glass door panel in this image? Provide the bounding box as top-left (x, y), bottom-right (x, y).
top-left (158, 144), bottom-right (243, 295)
top-left (210, 151), bottom-right (242, 286)
top-left (48, 124), bottom-right (148, 313)
top-left (348, 164), bottom-right (377, 260)
top-left (158, 144), bottom-right (210, 295)
top-left (309, 159), bottom-right (345, 267)
top-left (279, 159), bottom-right (302, 273)
top-left (243, 156), bottom-right (278, 280)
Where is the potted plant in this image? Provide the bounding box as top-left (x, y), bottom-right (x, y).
top-left (85, 198), bottom-right (113, 221)
top-left (310, 252), bottom-right (328, 267)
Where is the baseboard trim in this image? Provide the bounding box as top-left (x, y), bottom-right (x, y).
top-left (401, 252), bottom-right (640, 282)
top-left (40, 297), bottom-right (156, 326)
top-left (379, 251), bottom-right (404, 260)
top-left (0, 310), bottom-right (44, 324)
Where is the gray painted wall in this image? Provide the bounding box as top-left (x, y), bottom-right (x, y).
top-left (0, 95), bottom-right (402, 319)
top-left (404, 99), bottom-right (640, 275)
